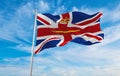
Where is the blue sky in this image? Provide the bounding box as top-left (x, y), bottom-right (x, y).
top-left (0, 0), bottom-right (120, 76)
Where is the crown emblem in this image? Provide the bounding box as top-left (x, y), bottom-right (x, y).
top-left (59, 17), bottom-right (70, 24)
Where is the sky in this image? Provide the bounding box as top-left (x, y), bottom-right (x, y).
top-left (0, 0), bottom-right (120, 76)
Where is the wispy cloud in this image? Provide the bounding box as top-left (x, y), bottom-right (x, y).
top-left (102, 24), bottom-right (120, 45)
top-left (72, 6), bottom-right (95, 14)
top-left (0, 57), bottom-right (29, 76)
top-left (37, 0), bottom-right (50, 12)
top-left (53, 5), bottom-right (66, 14)
top-left (0, 2), bottom-right (34, 44)
top-left (30, 43), bottom-right (120, 76)
top-left (101, 4), bottom-right (120, 23)
top-left (1, 42), bottom-right (120, 76)
top-left (0, 66), bottom-right (28, 76)
top-left (0, 0), bottom-right (52, 52)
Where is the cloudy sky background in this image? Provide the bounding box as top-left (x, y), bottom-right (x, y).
top-left (0, 0), bottom-right (120, 76)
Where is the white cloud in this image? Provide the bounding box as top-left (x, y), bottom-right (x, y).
top-left (102, 24), bottom-right (120, 44)
top-left (11, 44), bottom-right (32, 52)
top-left (1, 41), bottom-right (120, 76)
top-left (0, 0), bottom-right (51, 52)
top-left (0, 2), bottom-right (34, 44)
top-left (53, 5), bottom-right (66, 15)
top-left (0, 57), bottom-right (30, 76)
top-left (1, 64), bottom-right (120, 76)
top-left (36, 66), bottom-right (120, 76)
top-left (101, 5), bottom-right (120, 22)
top-left (37, 0), bottom-right (50, 12)
top-left (0, 66), bottom-right (29, 76)
top-left (72, 6), bottom-right (98, 14)
top-left (0, 2), bottom-right (35, 53)
top-left (31, 46), bottom-right (120, 76)
top-left (72, 7), bottom-right (79, 11)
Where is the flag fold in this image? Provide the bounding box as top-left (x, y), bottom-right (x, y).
top-left (34, 11), bottom-right (104, 54)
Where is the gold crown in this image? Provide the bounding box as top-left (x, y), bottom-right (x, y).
top-left (59, 17), bottom-right (70, 24)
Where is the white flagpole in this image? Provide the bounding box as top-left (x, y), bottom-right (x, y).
top-left (30, 9), bottom-right (37, 76)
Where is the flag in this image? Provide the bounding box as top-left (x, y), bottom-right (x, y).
top-left (34, 11), bottom-right (104, 54)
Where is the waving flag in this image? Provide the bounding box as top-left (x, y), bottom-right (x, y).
top-left (34, 11), bottom-right (104, 54)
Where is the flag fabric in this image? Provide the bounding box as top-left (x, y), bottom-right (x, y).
top-left (34, 11), bottom-right (104, 54)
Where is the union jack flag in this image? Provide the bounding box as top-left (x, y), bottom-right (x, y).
top-left (34, 11), bottom-right (104, 54)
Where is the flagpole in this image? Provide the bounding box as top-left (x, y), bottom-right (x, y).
top-left (30, 9), bottom-right (37, 76)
